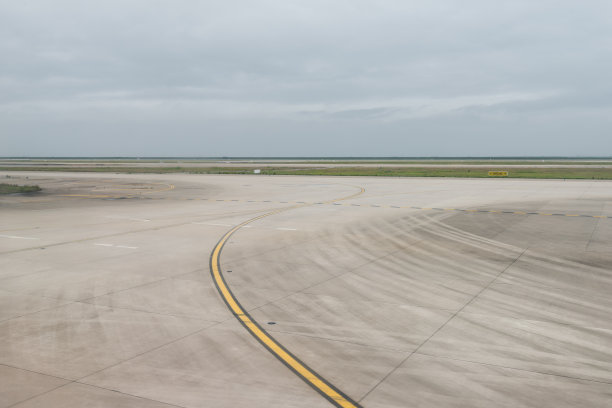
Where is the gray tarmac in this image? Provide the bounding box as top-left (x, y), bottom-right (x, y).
top-left (1, 172), bottom-right (611, 407)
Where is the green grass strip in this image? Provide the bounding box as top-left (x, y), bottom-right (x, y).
top-left (2, 166), bottom-right (612, 179)
top-left (0, 183), bottom-right (42, 194)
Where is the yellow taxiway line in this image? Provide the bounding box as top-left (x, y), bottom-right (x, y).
top-left (209, 187), bottom-right (364, 408)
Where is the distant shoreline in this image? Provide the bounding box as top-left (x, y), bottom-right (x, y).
top-left (1, 156), bottom-right (611, 161)
top-left (3, 158), bottom-right (612, 180)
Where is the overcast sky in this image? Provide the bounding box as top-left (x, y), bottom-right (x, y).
top-left (1, 1), bottom-right (611, 157)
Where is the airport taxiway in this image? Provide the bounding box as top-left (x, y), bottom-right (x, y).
top-left (1, 172), bottom-right (611, 407)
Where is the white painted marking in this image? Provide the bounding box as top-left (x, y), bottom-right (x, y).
top-left (106, 216), bottom-right (150, 222)
top-left (94, 243), bottom-right (137, 249)
top-left (0, 234), bottom-right (39, 240)
top-left (276, 227), bottom-right (297, 231)
top-left (192, 222), bottom-right (233, 227)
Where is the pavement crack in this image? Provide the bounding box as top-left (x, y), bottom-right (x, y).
top-left (358, 243), bottom-right (529, 403)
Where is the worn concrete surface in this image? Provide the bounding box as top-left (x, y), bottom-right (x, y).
top-left (1, 172), bottom-right (611, 407)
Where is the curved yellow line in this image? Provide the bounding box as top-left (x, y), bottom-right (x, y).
top-left (210, 186), bottom-right (365, 408)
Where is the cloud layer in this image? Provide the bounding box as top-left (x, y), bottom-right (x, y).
top-left (1, 1), bottom-right (611, 156)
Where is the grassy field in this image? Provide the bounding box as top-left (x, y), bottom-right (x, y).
top-left (2, 165), bottom-right (612, 179)
top-left (295, 160), bottom-right (612, 166)
top-left (262, 167), bottom-right (612, 179)
top-left (0, 183), bottom-right (42, 194)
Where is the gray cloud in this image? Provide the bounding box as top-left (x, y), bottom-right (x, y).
top-left (1, 0), bottom-right (611, 156)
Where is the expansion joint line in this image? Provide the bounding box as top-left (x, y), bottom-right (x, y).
top-left (209, 186), bottom-right (364, 408)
